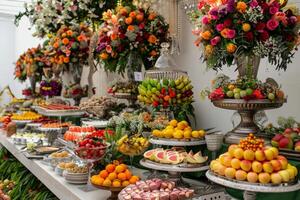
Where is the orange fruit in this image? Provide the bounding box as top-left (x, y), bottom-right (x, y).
top-left (108, 172), bottom-right (117, 181)
top-left (115, 165), bottom-right (126, 173)
top-left (117, 173), bottom-right (127, 181)
top-left (103, 178), bottom-right (112, 187)
top-left (129, 176), bottom-right (139, 184)
top-left (124, 169), bottom-right (132, 179)
top-left (106, 164), bottom-right (116, 173)
top-left (91, 176), bottom-right (104, 186)
top-left (112, 180), bottom-right (121, 188)
top-left (99, 170), bottom-right (108, 179)
top-left (119, 163), bottom-right (127, 170)
top-left (122, 180), bottom-right (130, 187)
top-left (113, 160), bottom-right (120, 166)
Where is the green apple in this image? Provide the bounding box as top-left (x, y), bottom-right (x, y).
top-left (268, 93), bottom-right (275, 100)
top-left (233, 88), bottom-right (241, 94)
top-left (234, 93), bottom-right (241, 99)
top-left (246, 88), bottom-right (253, 96)
top-left (226, 91), bottom-right (234, 98)
top-left (240, 90), bottom-right (247, 98)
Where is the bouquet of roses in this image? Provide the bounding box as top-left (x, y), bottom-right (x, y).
top-left (45, 24), bottom-right (93, 71)
top-left (14, 45), bottom-right (50, 82)
top-left (94, 5), bottom-right (169, 74)
top-left (39, 79), bottom-right (62, 97)
top-left (194, 0), bottom-right (300, 71)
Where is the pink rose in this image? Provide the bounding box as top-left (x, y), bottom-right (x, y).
top-left (106, 45), bottom-right (112, 53)
top-left (274, 12), bottom-right (288, 26)
top-left (226, 29), bottom-right (236, 39)
top-left (216, 24), bottom-right (225, 32)
top-left (250, 0), bottom-right (258, 8)
top-left (210, 36), bottom-right (221, 46)
top-left (269, 7), bottom-right (278, 15)
top-left (202, 16), bottom-right (210, 24)
top-left (266, 19), bottom-right (279, 31)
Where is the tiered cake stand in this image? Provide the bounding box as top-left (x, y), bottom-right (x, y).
top-left (206, 170), bottom-right (300, 200)
top-left (140, 137), bottom-right (209, 187)
top-left (212, 99), bottom-right (286, 144)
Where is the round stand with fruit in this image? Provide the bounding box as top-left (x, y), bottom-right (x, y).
top-left (207, 134), bottom-right (300, 200)
top-left (141, 120), bottom-right (209, 186)
top-left (90, 161), bottom-right (140, 200)
top-left (208, 76), bottom-right (286, 144)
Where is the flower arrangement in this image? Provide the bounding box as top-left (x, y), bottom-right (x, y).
top-left (63, 83), bottom-right (88, 99)
top-left (194, 0), bottom-right (300, 71)
top-left (94, 5), bottom-right (169, 73)
top-left (15, 0), bottom-right (127, 38)
top-left (45, 24), bottom-right (93, 71)
top-left (14, 45), bottom-right (50, 82)
top-left (208, 74), bottom-right (285, 101)
top-left (39, 79), bottom-right (62, 97)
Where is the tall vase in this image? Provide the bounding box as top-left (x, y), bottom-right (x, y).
top-left (29, 76), bottom-right (36, 96)
top-left (236, 54), bottom-right (260, 78)
top-left (126, 51), bottom-right (144, 82)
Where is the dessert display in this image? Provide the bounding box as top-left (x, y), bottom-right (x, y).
top-left (41, 122), bottom-right (72, 129)
top-left (143, 148), bottom-right (208, 165)
top-left (11, 132), bottom-right (46, 145)
top-left (138, 76), bottom-right (193, 109)
top-left (63, 126), bottom-right (96, 142)
top-left (91, 161), bottom-right (139, 188)
top-left (107, 81), bottom-right (138, 95)
top-left (11, 111), bottom-right (41, 121)
top-left (49, 151), bottom-right (70, 159)
top-left (209, 134), bottom-right (298, 184)
top-left (35, 146), bottom-right (60, 154)
top-left (151, 119), bottom-right (206, 141)
top-left (79, 96), bottom-right (118, 118)
top-left (39, 104), bottom-right (79, 111)
top-left (117, 134), bottom-right (149, 156)
top-left (119, 178), bottom-right (194, 200)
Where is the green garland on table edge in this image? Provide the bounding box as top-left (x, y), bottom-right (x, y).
top-left (0, 148), bottom-right (58, 200)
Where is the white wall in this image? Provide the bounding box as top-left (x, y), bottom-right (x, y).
top-left (1, 6), bottom-right (300, 132)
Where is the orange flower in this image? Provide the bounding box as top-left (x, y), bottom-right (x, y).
top-left (148, 35), bottom-right (157, 44)
top-left (77, 34), bottom-right (86, 41)
top-left (125, 17), bottom-right (133, 25)
top-left (53, 42), bottom-right (59, 48)
top-left (129, 11), bottom-right (136, 18)
top-left (63, 57), bottom-right (70, 63)
top-left (220, 28), bottom-right (229, 38)
top-left (150, 50), bottom-right (157, 57)
top-left (127, 25), bottom-right (135, 31)
top-left (62, 38), bottom-right (69, 45)
top-left (67, 30), bottom-right (73, 36)
top-left (136, 13), bottom-right (144, 22)
top-left (62, 33), bottom-right (67, 38)
top-left (148, 13), bottom-right (156, 20)
top-left (236, 2), bottom-right (247, 13)
top-left (100, 52), bottom-right (109, 60)
top-left (110, 33), bottom-right (118, 40)
top-left (119, 7), bottom-right (128, 16)
top-left (50, 57), bottom-right (55, 63)
top-left (200, 30), bottom-right (212, 40)
top-left (226, 43), bottom-right (237, 53)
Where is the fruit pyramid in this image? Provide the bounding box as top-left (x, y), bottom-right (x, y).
top-left (210, 134), bottom-right (298, 184)
top-left (91, 161), bottom-right (140, 188)
top-left (152, 119), bottom-right (206, 140)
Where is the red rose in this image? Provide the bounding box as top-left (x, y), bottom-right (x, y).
top-left (245, 32), bottom-right (254, 41)
top-left (224, 19), bottom-right (232, 27)
top-left (255, 22), bottom-right (266, 32)
top-left (260, 3), bottom-right (269, 11)
top-left (260, 30), bottom-right (270, 41)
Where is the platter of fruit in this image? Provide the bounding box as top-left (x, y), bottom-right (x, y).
top-left (118, 178), bottom-right (195, 200)
top-left (63, 126), bottom-right (96, 142)
top-left (39, 122), bottom-right (72, 131)
top-left (208, 134), bottom-right (299, 187)
top-left (91, 161), bottom-right (140, 200)
top-left (208, 76), bottom-right (285, 102)
top-left (142, 148), bottom-right (208, 171)
top-left (117, 134), bottom-right (149, 156)
top-left (151, 120), bottom-right (206, 146)
top-left (138, 76), bottom-right (193, 109)
top-left (35, 104), bottom-right (85, 116)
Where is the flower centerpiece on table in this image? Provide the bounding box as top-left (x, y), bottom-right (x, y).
top-left (45, 24), bottom-right (93, 79)
top-left (39, 79), bottom-right (63, 97)
top-left (14, 0), bottom-right (129, 38)
top-left (194, 0), bottom-right (300, 71)
top-left (94, 5), bottom-right (169, 74)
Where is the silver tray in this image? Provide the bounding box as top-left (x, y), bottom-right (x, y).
top-left (206, 170), bottom-right (300, 193)
top-left (140, 159), bottom-right (209, 172)
top-left (35, 106), bottom-right (85, 117)
top-left (149, 137), bottom-right (206, 146)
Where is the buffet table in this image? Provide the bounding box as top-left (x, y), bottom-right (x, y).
top-left (0, 132), bottom-right (111, 200)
